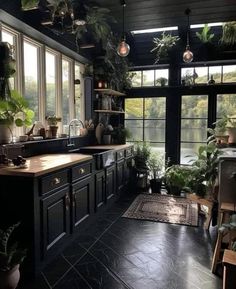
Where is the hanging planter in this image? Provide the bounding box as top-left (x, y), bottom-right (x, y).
top-left (21, 0), bottom-right (39, 10)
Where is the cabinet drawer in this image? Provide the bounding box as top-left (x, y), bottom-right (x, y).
top-left (40, 170), bottom-right (69, 196)
top-left (72, 161), bottom-right (92, 182)
top-left (116, 150), bottom-right (124, 161)
top-left (125, 147), bottom-right (133, 158)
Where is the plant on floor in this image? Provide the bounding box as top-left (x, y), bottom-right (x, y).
top-left (148, 152), bottom-right (165, 193)
top-left (134, 142), bottom-right (151, 172)
top-left (0, 222), bottom-right (27, 289)
top-left (151, 32), bottom-right (180, 63)
top-left (196, 24), bottom-right (215, 43)
top-left (186, 142), bottom-right (222, 198)
top-left (164, 165), bottom-right (191, 196)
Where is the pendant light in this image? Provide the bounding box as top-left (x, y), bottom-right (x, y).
top-left (117, 0), bottom-right (130, 57)
top-left (183, 8), bottom-right (193, 63)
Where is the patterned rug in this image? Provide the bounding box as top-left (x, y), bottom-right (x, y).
top-left (123, 194), bottom-right (198, 226)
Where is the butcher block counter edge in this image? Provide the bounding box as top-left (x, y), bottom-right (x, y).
top-left (0, 154), bottom-right (93, 177)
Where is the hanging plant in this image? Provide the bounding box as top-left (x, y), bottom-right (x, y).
top-left (21, 0), bottom-right (39, 10)
top-left (196, 24), bottom-right (215, 43)
top-left (151, 32), bottom-right (180, 63)
top-left (220, 22), bottom-right (236, 46)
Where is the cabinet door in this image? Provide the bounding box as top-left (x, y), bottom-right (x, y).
top-left (95, 170), bottom-right (106, 211)
top-left (41, 186), bottom-right (70, 260)
top-left (71, 176), bottom-right (93, 232)
top-left (106, 165), bottom-right (116, 203)
top-left (117, 160), bottom-right (125, 197)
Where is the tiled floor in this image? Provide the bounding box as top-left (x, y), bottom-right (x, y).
top-left (18, 193), bottom-right (222, 289)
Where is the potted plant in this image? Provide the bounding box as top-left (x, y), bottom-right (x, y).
top-left (150, 32), bottom-right (180, 63)
top-left (207, 116), bottom-right (229, 146)
top-left (111, 125), bottom-right (131, 145)
top-left (21, 0), bottom-right (39, 10)
top-left (0, 223), bottom-right (27, 289)
top-left (133, 142), bottom-right (151, 190)
top-left (46, 115), bottom-right (62, 138)
top-left (156, 77), bottom-right (168, 87)
top-left (0, 90), bottom-right (35, 144)
top-left (164, 165), bottom-right (191, 196)
top-left (148, 152), bottom-right (164, 193)
top-left (225, 115), bottom-right (236, 144)
top-left (220, 22), bottom-right (236, 46)
top-left (186, 143), bottom-right (222, 199)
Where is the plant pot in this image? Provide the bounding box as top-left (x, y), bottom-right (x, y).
top-left (166, 185), bottom-right (181, 196)
top-left (49, 126), bottom-right (58, 138)
top-left (0, 264), bottom-right (20, 289)
top-left (227, 127), bottom-right (236, 144)
top-left (0, 124), bottom-right (13, 144)
top-left (150, 179), bottom-right (162, 194)
top-left (215, 135), bottom-right (229, 147)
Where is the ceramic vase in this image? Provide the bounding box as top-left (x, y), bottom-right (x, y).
top-left (0, 264), bottom-right (20, 289)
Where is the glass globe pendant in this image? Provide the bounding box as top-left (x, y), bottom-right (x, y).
top-left (183, 45), bottom-right (193, 63)
top-left (117, 39), bottom-right (130, 57)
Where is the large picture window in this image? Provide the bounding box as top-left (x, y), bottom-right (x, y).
top-left (181, 95), bottom-right (208, 164)
top-left (23, 39), bottom-right (39, 120)
top-left (125, 97), bottom-right (166, 153)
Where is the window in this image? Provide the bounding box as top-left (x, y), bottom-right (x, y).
top-left (23, 39), bottom-right (39, 120)
top-left (62, 58), bottom-right (71, 129)
top-left (1, 28), bottom-right (17, 90)
top-left (125, 97), bottom-right (166, 154)
top-left (130, 69), bottom-right (169, 87)
top-left (217, 94), bottom-right (236, 118)
top-left (181, 65), bottom-right (236, 85)
top-left (45, 50), bottom-right (57, 116)
top-left (181, 95), bottom-right (208, 164)
top-left (74, 62), bottom-right (82, 120)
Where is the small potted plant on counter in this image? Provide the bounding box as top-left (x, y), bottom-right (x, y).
top-left (46, 115), bottom-right (61, 138)
top-left (0, 222), bottom-right (27, 289)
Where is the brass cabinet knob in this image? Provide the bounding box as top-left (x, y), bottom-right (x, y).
top-left (51, 177), bottom-right (61, 186)
top-left (79, 168), bottom-right (85, 174)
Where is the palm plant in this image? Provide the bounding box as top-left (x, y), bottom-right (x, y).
top-left (196, 24), bottom-right (215, 43)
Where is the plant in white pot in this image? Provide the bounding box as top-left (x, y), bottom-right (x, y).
top-left (0, 223), bottom-right (27, 289)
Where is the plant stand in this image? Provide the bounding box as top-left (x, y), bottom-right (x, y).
top-left (186, 193), bottom-right (214, 230)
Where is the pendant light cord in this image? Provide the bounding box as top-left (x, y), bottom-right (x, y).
top-left (185, 8), bottom-right (191, 47)
top-left (122, 0), bottom-right (126, 40)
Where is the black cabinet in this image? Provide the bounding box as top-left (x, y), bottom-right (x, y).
top-left (106, 164), bottom-right (116, 203)
top-left (94, 170), bottom-right (106, 211)
top-left (71, 176), bottom-right (93, 232)
top-left (117, 159), bottom-right (125, 197)
top-left (41, 186), bottom-right (70, 259)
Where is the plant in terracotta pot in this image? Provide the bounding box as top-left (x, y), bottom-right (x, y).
top-left (148, 152), bottom-right (165, 194)
top-left (0, 222), bottom-right (27, 289)
top-left (207, 116), bottom-right (229, 147)
top-left (46, 115), bottom-right (62, 138)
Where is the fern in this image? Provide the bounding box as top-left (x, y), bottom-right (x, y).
top-left (221, 21), bottom-right (236, 46)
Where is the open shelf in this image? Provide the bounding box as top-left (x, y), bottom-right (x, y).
top-left (94, 89), bottom-right (125, 96)
top-left (94, 110), bottom-right (125, 114)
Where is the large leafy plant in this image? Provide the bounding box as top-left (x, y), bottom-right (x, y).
top-left (0, 90), bottom-right (34, 127)
top-left (151, 32), bottom-right (180, 63)
top-left (196, 24), bottom-right (215, 43)
top-left (0, 223), bottom-right (26, 272)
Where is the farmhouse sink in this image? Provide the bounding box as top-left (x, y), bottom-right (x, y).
top-left (68, 147), bottom-right (115, 169)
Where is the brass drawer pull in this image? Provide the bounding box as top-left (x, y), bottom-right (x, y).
top-left (119, 152), bottom-right (123, 157)
top-left (79, 168), bottom-right (85, 174)
top-left (66, 193), bottom-right (70, 210)
top-left (51, 177), bottom-right (61, 186)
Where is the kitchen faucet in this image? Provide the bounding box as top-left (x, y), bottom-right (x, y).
top-left (67, 119), bottom-right (84, 147)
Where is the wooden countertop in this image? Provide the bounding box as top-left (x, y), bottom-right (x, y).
top-left (82, 144), bottom-right (132, 150)
top-left (0, 154), bottom-right (92, 177)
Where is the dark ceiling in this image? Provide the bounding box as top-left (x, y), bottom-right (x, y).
top-left (1, 0), bottom-right (236, 66)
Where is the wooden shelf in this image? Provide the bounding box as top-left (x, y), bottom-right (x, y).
top-left (94, 110), bottom-right (125, 114)
top-left (94, 89), bottom-right (125, 96)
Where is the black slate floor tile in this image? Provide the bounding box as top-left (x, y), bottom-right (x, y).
top-left (74, 252), bottom-right (130, 289)
top-left (41, 255), bottom-right (71, 287)
top-left (62, 240), bottom-right (87, 265)
top-left (18, 273), bottom-right (50, 289)
top-left (53, 268), bottom-right (92, 289)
